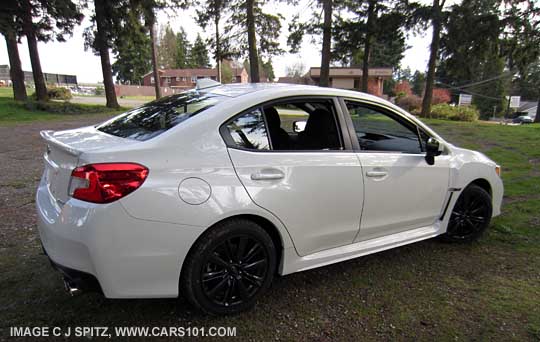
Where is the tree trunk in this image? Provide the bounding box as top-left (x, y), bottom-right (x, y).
top-left (215, 15), bottom-right (221, 83)
top-left (21, 0), bottom-right (47, 101)
top-left (94, 0), bottom-right (119, 108)
top-left (361, 0), bottom-right (376, 93)
top-left (319, 0), bottom-right (333, 87)
top-left (149, 21), bottom-right (161, 98)
top-left (535, 98), bottom-right (540, 123)
top-left (4, 32), bottom-right (27, 101)
top-left (421, 0), bottom-right (444, 118)
top-left (246, 0), bottom-right (260, 83)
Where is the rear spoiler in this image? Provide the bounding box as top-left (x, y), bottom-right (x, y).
top-left (40, 130), bottom-right (82, 156)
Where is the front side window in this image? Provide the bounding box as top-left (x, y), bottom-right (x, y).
top-left (345, 100), bottom-right (423, 154)
top-left (97, 91), bottom-right (223, 141)
top-left (226, 109), bottom-right (270, 150)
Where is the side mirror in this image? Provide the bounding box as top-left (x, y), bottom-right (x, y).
top-left (293, 120), bottom-right (307, 133)
top-left (425, 137), bottom-right (442, 165)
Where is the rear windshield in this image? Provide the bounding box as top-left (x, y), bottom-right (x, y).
top-left (97, 91), bottom-right (224, 141)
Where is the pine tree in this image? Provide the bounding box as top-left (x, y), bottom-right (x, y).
top-left (226, 0), bottom-right (283, 83)
top-left (190, 33), bottom-right (210, 68)
top-left (196, 0), bottom-right (232, 81)
top-left (112, 6), bottom-right (151, 84)
top-left (174, 27), bottom-right (191, 68)
top-left (85, 0), bottom-right (122, 107)
top-left (158, 23), bottom-right (177, 68)
top-left (0, 0), bottom-right (27, 101)
top-left (19, 0), bottom-right (83, 102)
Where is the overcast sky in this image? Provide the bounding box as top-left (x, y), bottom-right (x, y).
top-left (0, 1), bottom-right (457, 84)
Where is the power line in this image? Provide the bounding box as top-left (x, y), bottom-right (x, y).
top-left (435, 81), bottom-right (505, 101)
top-left (455, 73), bottom-right (514, 90)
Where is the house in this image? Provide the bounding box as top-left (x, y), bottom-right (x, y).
top-left (142, 67), bottom-right (248, 89)
top-left (517, 101), bottom-right (538, 119)
top-left (276, 76), bottom-right (316, 86)
top-left (307, 67), bottom-right (393, 97)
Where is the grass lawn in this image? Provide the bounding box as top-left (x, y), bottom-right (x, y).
top-left (0, 87), bottom-right (539, 340)
top-left (0, 87), bottom-right (125, 125)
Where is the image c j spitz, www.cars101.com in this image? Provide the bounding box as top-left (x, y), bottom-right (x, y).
top-left (36, 81), bottom-right (503, 315)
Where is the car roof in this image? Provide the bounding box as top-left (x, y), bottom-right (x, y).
top-left (201, 82), bottom-right (381, 101)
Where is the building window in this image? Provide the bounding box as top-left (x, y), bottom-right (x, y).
top-left (176, 76), bottom-right (180, 81)
top-left (150, 77), bottom-right (155, 84)
top-left (191, 76), bottom-right (197, 83)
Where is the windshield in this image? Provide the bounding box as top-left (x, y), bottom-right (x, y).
top-left (97, 90), bottom-right (224, 141)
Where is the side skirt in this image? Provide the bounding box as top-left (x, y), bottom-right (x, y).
top-left (281, 223), bottom-right (445, 275)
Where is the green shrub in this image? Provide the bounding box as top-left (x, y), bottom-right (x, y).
top-left (47, 87), bottom-right (72, 100)
top-left (430, 103), bottom-right (479, 122)
top-left (23, 100), bottom-right (122, 114)
top-left (395, 94), bottom-right (422, 113)
top-left (31, 87), bottom-right (72, 100)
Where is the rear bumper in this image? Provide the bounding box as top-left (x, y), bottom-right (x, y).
top-left (36, 177), bottom-right (206, 298)
top-left (44, 248), bottom-right (102, 295)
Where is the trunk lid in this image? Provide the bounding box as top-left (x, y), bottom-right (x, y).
top-left (40, 126), bottom-right (137, 204)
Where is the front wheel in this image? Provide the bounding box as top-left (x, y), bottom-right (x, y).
top-left (441, 184), bottom-right (493, 242)
top-left (181, 219), bottom-right (276, 315)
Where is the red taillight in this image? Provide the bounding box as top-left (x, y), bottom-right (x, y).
top-left (69, 163), bottom-right (149, 203)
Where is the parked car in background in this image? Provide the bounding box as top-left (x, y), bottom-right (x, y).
top-left (36, 82), bottom-right (503, 315)
top-left (512, 115), bottom-right (534, 124)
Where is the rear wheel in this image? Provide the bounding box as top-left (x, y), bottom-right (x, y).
top-left (441, 184), bottom-right (492, 242)
top-left (181, 219), bottom-right (276, 315)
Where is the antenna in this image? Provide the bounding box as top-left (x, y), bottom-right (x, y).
top-left (196, 79), bottom-right (222, 90)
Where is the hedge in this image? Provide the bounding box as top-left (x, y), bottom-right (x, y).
top-left (430, 103), bottom-right (479, 122)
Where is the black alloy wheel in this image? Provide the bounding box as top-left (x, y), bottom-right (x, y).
top-left (181, 219), bottom-right (276, 315)
top-left (442, 184), bottom-right (492, 242)
top-left (201, 235), bottom-right (269, 307)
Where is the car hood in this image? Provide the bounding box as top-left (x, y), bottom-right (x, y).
top-left (450, 145), bottom-right (497, 166)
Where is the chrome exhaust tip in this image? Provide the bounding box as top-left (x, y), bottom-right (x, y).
top-left (63, 279), bottom-right (81, 297)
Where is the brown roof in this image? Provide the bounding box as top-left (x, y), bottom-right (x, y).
top-left (277, 76), bottom-right (315, 85)
top-left (144, 67), bottom-right (246, 78)
top-left (309, 67), bottom-right (393, 78)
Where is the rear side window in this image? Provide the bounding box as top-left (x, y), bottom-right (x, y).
top-left (226, 108), bottom-right (270, 150)
top-left (97, 91), bottom-right (223, 141)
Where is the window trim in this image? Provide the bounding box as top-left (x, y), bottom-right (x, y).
top-left (338, 97), bottom-right (432, 155)
top-left (219, 96), bottom-right (355, 153)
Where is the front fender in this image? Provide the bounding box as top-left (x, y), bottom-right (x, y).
top-left (448, 146), bottom-right (503, 217)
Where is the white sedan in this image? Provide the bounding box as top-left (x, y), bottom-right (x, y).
top-left (36, 82), bottom-right (503, 315)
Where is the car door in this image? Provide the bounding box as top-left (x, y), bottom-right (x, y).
top-left (340, 99), bottom-right (450, 242)
top-left (222, 97), bottom-right (364, 257)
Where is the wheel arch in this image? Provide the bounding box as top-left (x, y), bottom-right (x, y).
top-left (179, 213), bottom-right (288, 291)
top-left (469, 178), bottom-right (492, 196)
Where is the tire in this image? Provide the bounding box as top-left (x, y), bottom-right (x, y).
top-left (441, 184), bottom-right (493, 242)
top-left (180, 218), bottom-right (276, 315)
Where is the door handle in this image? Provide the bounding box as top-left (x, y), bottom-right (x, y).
top-left (251, 169), bottom-right (284, 180)
top-left (366, 171), bottom-right (388, 178)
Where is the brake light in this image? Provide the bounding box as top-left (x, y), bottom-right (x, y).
top-left (69, 163), bottom-right (148, 203)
